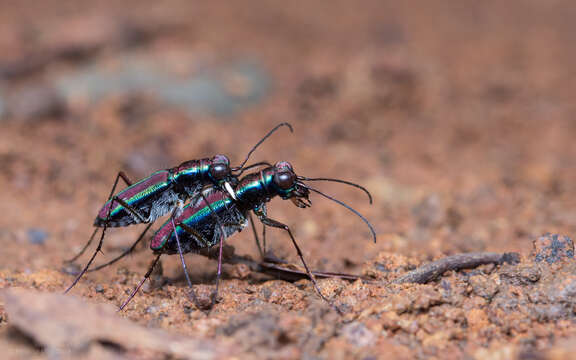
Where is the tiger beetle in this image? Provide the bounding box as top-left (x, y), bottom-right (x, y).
top-left (117, 161), bottom-right (376, 311)
top-left (64, 123), bottom-right (293, 294)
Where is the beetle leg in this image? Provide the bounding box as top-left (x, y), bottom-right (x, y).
top-left (199, 192), bottom-right (229, 308)
top-left (248, 212), bottom-right (264, 258)
top-left (118, 171), bottom-right (133, 186)
top-left (65, 171), bottom-right (138, 263)
top-left (109, 196), bottom-right (147, 223)
top-left (65, 171), bottom-right (146, 293)
top-left (65, 228), bottom-right (99, 263)
top-left (170, 217), bottom-right (201, 308)
top-left (86, 223), bottom-right (153, 272)
top-left (118, 254), bottom-right (162, 311)
top-left (254, 211), bottom-right (341, 314)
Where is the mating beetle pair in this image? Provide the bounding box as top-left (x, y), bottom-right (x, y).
top-left (65, 123), bottom-right (292, 293)
top-left (66, 124), bottom-right (376, 311)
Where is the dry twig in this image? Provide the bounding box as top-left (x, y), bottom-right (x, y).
top-left (394, 252), bottom-right (520, 284)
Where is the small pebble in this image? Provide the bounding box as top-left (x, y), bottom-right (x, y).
top-left (5, 86), bottom-right (65, 121)
top-left (62, 263), bottom-right (81, 276)
top-left (232, 263), bottom-right (251, 279)
top-left (341, 322), bottom-right (376, 347)
top-left (95, 284), bottom-right (104, 293)
top-left (146, 306), bottom-right (159, 314)
top-left (27, 228), bottom-right (48, 245)
top-left (533, 233), bottom-right (574, 264)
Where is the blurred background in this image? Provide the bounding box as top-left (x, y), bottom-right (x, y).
top-left (1, 0), bottom-right (576, 285)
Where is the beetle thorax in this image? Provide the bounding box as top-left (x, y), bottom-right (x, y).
top-left (235, 170), bottom-right (276, 209)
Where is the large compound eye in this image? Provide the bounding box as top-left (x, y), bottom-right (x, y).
top-left (274, 171), bottom-right (295, 190)
top-left (210, 163), bottom-right (230, 180)
top-left (274, 161), bottom-right (293, 172)
top-left (212, 154), bottom-right (230, 166)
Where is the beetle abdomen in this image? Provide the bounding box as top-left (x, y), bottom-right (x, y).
top-left (151, 189), bottom-right (247, 254)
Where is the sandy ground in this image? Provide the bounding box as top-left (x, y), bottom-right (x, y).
top-left (2, 1), bottom-right (576, 359)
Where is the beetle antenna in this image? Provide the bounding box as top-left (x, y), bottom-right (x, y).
top-left (232, 123), bottom-right (293, 171)
top-left (300, 183), bottom-right (377, 243)
top-left (237, 161), bottom-right (273, 176)
top-left (297, 176), bottom-right (373, 204)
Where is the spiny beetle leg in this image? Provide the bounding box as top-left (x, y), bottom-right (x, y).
top-left (65, 204), bottom-right (149, 292)
top-left (171, 218), bottom-right (203, 310)
top-left (261, 204), bottom-right (268, 254)
top-left (111, 196), bottom-right (147, 223)
top-left (64, 223), bottom-right (108, 293)
top-left (118, 254), bottom-right (162, 311)
top-left (118, 171), bottom-right (133, 187)
top-left (65, 228), bottom-right (98, 263)
top-left (256, 212), bottom-right (343, 315)
top-left (87, 223), bottom-right (153, 273)
top-left (248, 212), bottom-right (264, 259)
top-left (65, 173), bottom-right (148, 293)
top-left (200, 192), bottom-right (227, 309)
top-left (65, 171), bottom-right (135, 263)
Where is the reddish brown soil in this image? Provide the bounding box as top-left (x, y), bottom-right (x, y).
top-left (2, 1), bottom-right (576, 359)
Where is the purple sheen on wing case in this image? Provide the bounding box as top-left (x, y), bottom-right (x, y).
top-left (97, 171), bottom-right (171, 221)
